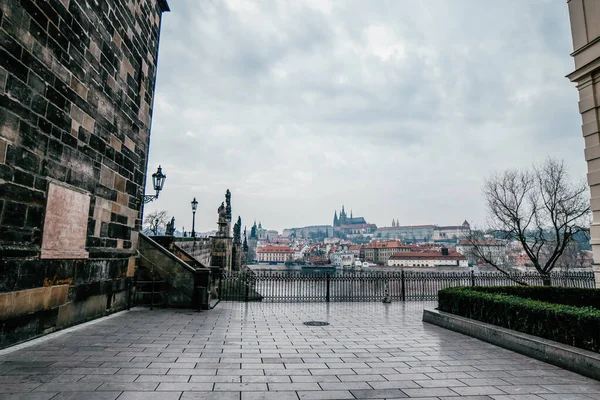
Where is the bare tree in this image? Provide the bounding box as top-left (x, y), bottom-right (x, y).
top-left (470, 158), bottom-right (590, 286)
top-left (552, 229), bottom-right (591, 272)
top-left (143, 210), bottom-right (170, 235)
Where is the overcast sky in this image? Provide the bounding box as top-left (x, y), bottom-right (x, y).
top-left (144, 0), bottom-right (585, 234)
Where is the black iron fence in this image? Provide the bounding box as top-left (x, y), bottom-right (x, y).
top-left (219, 270), bottom-right (595, 302)
top-left (132, 277), bottom-right (168, 309)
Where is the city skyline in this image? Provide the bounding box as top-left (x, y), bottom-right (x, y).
top-left (144, 0), bottom-right (585, 234)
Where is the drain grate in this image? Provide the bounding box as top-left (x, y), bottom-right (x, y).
top-left (303, 321), bottom-right (329, 326)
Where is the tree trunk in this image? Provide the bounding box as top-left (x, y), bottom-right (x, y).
top-left (541, 273), bottom-right (552, 287)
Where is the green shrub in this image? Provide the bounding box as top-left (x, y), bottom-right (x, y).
top-left (438, 287), bottom-right (600, 353)
top-left (466, 286), bottom-right (600, 309)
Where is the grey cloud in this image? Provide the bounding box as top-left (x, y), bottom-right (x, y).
top-left (144, 0), bottom-right (585, 233)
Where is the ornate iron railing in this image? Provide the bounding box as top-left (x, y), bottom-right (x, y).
top-left (219, 270), bottom-right (595, 302)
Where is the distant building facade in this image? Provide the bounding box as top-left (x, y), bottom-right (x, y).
top-left (377, 225), bottom-right (436, 242)
top-left (387, 248), bottom-right (468, 268)
top-left (376, 221), bottom-right (470, 243)
top-left (363, 241), bottom-right (408, 264)
top-left (283, 225), bottom-right (334, 239)
top-left (256, 245), bottom-right (294, 263)
top-left (433, 221), bottom-right (470, 242)
top-left (254, 221), bottom-right (278, 240)
top-left (331, 252), bottom-right (356, 268)
top-left (456, 239), bottom-right (507, 266)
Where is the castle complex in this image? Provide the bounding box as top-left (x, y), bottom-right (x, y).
top-left (333, 206), bottom-right (377, 236)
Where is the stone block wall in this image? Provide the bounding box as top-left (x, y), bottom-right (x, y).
top-left (174, 237), bottom-right (212, 267)
top-left (0, 0), bottom-right (169, 347)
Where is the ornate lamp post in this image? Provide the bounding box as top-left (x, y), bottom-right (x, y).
top-left (191, 197), bottom-right (198, 238)
top-left (142, 165), bottom-right (166, 204)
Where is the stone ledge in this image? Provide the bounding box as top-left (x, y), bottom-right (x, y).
top-left (423, 309), bottom-right (600, 381)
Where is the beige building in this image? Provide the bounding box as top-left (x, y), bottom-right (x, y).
top-left (456, 239), bottom-right (507, 267)
top-left (364, 241), bottom-right (410, 264)
top-left (387, 249), bottom-right (468, 268)
top-left (256, 245), bottom-right (294, 263)
top-left (432, 221), bottom-right (470, 241)
top-left (567, 0), bottom-right (600, 287)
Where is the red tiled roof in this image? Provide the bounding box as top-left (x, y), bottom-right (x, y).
top-left (457, 239), bottom-right (503, 246)
top-left (257, 245), bottom-right (294, 254)
top-left (365, 241), bottom-right (404, 249)
top-left (389, 251), bottom-right (466, 261)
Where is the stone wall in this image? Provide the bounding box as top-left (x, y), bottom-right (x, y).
top-left (137, 234), bottom-right (211, 309)
top-left (174, 237), bottom-right (212, 267)
top-left (0, 0), bottom-right (169, 347)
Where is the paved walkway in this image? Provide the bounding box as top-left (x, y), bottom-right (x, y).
top-left (0, 302), bottom-right (599, 400)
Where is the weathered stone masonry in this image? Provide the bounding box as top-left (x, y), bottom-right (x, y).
top-left (0, 0), bottom-right (169, 347)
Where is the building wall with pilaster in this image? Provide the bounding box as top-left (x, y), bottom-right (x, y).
top-left (567, 0), bottom-right (600, 287)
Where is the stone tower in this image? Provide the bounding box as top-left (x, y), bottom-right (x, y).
top-left (210, 190), bottom-right (233, 271)
top-left (0, 0), bottom-right (170, 347)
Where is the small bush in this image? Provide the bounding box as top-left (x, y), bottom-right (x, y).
top-left (438, 287), bottom-right (600, 353)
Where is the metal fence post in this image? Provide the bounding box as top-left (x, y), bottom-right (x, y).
top-left (401, 270), bottom-right (406, 302)
top-left (218, 270), bottom-right (223, 301)
top-left (471, 269), bottom-right (475, 287)
top-left (150, 277), bottom-right (155, 310)
top-left (196, 286), bottom-right (202, 312)
top-left (326, 273), bottom-right (330, 302)
top-left (245, 273), bottom-right (250, 302)
top-left (126, 277), bottom-right (132, 310)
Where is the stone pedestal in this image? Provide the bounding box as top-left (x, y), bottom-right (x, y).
top-left (210, 236), bottom-right (233, 271)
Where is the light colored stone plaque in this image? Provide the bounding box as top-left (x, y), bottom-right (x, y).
top-left (41, 181), bottom-right (90, 259)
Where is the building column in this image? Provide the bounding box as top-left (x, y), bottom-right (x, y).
top-left (573, 73), bottom-right (600, 287)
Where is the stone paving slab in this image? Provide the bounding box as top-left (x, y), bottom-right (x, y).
top-left (1, 301), bottom-right (600, 399)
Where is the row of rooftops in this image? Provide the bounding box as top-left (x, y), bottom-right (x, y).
top-left (389, 250), bottom-right (466, 261)
top-left (256, 245), bottom-right (295, 254)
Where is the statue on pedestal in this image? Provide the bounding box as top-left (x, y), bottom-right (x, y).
top-left (165, 216), bottom-right (175, 236)
top-left (233, 216), bottom-right (242, 245)
top-left (217, 202), bottom-right (228, 237)
top-left (218, 202), bottom-right (227, 224)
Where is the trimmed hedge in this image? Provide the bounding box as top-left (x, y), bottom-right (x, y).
top-left (438, 287), bottom-right (600, 353)
top-left (466, 286), bottom-right (600, 309)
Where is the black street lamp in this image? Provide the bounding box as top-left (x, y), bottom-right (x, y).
top-left (191, 197), bottom-right (198, 238)
top-left (142, 165), bottom-right (166, 204)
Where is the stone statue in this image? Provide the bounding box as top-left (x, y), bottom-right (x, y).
top-left (233, 216), bottom-right (242, 245)
top-left (165, 216), bottom-right (175, 236)
top-left (218, 202), bottom-right (227, 224)
top-left (225, 189), bottom-right (232, 221)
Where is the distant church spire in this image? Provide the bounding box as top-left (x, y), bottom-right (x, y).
top-left (392, 219), bottom-right (396, 227)
top-left (333, 210), bottom-right (339, 227)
